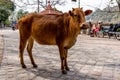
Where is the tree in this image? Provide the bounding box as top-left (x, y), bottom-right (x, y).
top-left (0, 0), bottom-right (15, 22)
top-left (0, 9), bottom-right (10, 22)
top-left (17, 9), bottom-right (28, 19)
top-left (15, 0), bottom-right (66, 12)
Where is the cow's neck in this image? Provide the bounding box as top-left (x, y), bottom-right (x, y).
top-left (71, 17), bottom-right (80, 29)
top-left (67, 17), bottom-right (80, 37)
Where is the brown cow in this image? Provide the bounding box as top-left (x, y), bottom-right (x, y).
top-left (18, 8), bottom-right (92, 74)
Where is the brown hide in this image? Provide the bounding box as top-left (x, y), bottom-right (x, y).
top-left (18, 8), bottom-right (92, 74)
top-left (31, 14), bottom-right (65, 45)
top-left (19, 13), bottom-right (80, 48)
top-left (81, 23), bottom-right (90, 29)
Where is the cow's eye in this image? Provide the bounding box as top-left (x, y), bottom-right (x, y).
top-left (74, 14), bottom-right (77, 17)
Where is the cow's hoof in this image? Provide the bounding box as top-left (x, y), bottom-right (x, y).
top-left (62, 70), bottom-right (67, 74)
top-left (66, 67), bottom-right (70, 71)
top-left (33, 64), bottom-right (38, 68)
top-left (22, 65), bottom-right (27, 68)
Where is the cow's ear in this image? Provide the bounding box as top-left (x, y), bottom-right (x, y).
top-left (84, 10), bottom-right (92, 16)
top-left (69, 10), bottom-right (73, 16)
top-left (72, 8), bottom-right (75, 11)
top-left (81, 7), bottom-right (83, 10)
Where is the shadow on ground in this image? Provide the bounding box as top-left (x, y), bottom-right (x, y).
top-left (25, 67), bottom-right (97, 80)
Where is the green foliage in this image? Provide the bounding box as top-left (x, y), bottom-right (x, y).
top-left (17, 9), bottom-right (28, 19)
top-left (0, 9), bottom-right (10, 22)
top-left (0, 0), bottom-right (15, 22)
top-left (0, 0), bottom-right (15, 11)
top-left (4, 19), bottom-right (10, 25)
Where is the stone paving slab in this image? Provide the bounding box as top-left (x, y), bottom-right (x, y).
top-left (0, 29), bottom-right (120, 80)
top-left (0, 35), bottom-right (4, 65)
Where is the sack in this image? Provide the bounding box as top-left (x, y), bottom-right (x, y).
top-left (117, 28), bottom-right (120, 32)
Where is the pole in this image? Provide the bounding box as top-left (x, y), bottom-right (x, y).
top-left (38, 0), bottom-right (39, 13)
top-left (78, 0), bottom-right (80, 8)
top-left (46, 0), bottom-right (47, 6)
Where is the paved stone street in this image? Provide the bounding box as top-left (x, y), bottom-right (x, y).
top-left (0, 35), bottom-right (4, 64)
top-left (0, 28), bottom-right (120, 80)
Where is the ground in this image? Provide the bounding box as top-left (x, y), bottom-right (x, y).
top-left (0, 28), bottom-right (120, 80)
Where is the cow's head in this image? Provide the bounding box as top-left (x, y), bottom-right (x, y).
top-left (69, 8), bottom-right (92, 34)
top-left (69, 8), bottom-right (92, 26)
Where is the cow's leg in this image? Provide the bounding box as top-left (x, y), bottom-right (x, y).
top-left (58, 46), bottom-right (67, 74)
top-left (64, 49), bottom-right (70, 71)
top-left (19, 37), bottom-right (28, 68)
top-left (27, 37), bottom-right (37, 68)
